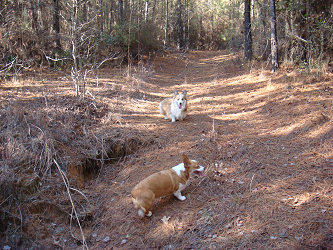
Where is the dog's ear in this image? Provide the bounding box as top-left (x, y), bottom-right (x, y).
top-left (174, 90), bottom-right (178, 97)
top-left (182, 154), bottom-right (190, 168)
top-left (183, 90), bottom-right (187, 97)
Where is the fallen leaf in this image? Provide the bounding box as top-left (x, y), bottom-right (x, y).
top-left (161, 216), bottom-right (171, 224)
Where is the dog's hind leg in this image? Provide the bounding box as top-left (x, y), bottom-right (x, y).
top-left (160, 107), bottom-right (169, 120)
top-left (142, 191), bottom-right (154, 217)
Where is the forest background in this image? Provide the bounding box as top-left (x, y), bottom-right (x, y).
top-left (1, 0), bottom-right (332, 81)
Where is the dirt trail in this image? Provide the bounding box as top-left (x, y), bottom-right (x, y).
top-left (1, 51), bottom-right (332, 249)
top-left (78, 51), bottom-right (332, 249)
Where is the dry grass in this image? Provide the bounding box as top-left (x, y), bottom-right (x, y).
top-left (0, 51), bottom-right (332, 249)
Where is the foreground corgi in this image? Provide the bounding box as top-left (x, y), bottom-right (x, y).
top-left (159, 90), bottom-right (188, 122)
top-left (131, 154), bottom-right (204, 217)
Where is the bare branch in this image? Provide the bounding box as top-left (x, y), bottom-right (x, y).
top-left (54, 159), bottom-right (89, 250)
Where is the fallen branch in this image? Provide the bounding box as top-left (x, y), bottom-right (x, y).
top-left (286, 31), bottom-right (309, 44)
top-left (54, 159), bottom-right (88, 250)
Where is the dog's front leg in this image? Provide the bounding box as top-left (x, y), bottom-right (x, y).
top-left (173, 190), bottom-right (186, 200)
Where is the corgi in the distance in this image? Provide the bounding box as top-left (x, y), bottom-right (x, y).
top-left (159, 90), bottom-right (188, 122)
top-left (131, 154), bottom-right (204, 218)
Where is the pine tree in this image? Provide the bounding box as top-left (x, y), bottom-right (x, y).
top-left (270, 0), bottom-right (279, 71)
top-left (244, 0), bottom-right (252, 60)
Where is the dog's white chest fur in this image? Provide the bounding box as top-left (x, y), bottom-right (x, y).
top-left (172, 163), bottom-right (185, 176)
top-left (171, 163), bottom-right (188, 200)
top-left (170, 101), bottom-right (186, 121)
top-left (172, 163), bottom-right (189, 188)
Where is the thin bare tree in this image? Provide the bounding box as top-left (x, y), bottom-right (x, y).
top-left (244, 0), bottom-right (252, 60)
top-left (53, 0), bottom-right (61, 50)
top-left (177, 0), bottom-right (184, 50)
top-left (270, 0), bottom-right (278, 71)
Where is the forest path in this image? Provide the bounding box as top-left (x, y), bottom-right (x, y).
top-left (1, 48), bottom-right (332, 248)
top-left (80, 51), bottom-right (332, 249)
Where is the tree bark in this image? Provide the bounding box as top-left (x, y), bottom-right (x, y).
top-left (71, 0), bottom-right (80, 97)
top-left (258, 1), bottom-right (268, 59)
top-left (244, 0), bottom-right (252, 60)
top-left (118, 0), bottom-right (123, 24)
top-left (99, 0), bottom-right (103, 33)
top-left (144, 0), bottom-right (148, 22)
top-left (53, 0), bottom-right (61, 50)
top-left (177, 0), bottom-right (184, 50)
top-left (164, 0), bottom-right (169, 48)
top-left (152, 0), bottom-right (157, 21)
top-left (305, 0), bottom-right (310, 71)
top-left (30, 0), bottom-right (40, 35)
top-left (184, 0), bottom-right (189, 50)
top-left (270, 0), bottom-right (279, 71)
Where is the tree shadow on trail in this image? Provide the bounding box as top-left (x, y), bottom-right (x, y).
top-left (147, 51), bottom-right (244, 88)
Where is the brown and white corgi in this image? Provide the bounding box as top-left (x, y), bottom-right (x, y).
top-left (131, 154), bottom-right (204, 218)
top-left (159, 90), bottom-right (188, 122)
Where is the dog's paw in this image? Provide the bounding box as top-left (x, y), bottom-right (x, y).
top-left (174, 194), bottom-right (186, 201)
top-left (178, 195), bottom-right (186, 201)
top-left (174, 191), bottom-right (186, 200)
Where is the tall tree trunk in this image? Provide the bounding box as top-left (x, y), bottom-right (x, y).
top-left (99, 0), bottom-right (103, 33)
top-left (270, 0), bottom-right (278, 71)
top-left (244, 0), bottom-right (252, 60)
top-left (184, 0), bottom-right (189, 50)
top-left (305, 0), bottom-right (310, 72)
top-left (229, 2), bottom-right (235, 49)
top-left (118, 0), bottom-right (123, 24)
top-left (110, 0), bottom-right (114, 28)
top-left (127, 0), bottom-right (133, 77)
top-left (53, 0), bottom-right (61, 50)
top-left (164, 0), bottom-right (169, 48)
top-left (0, 0), bottom-right (4, 24)
top-left (251, 0), bottom-right (254, 19)
top-left (283, 5), bottom-right (290, 62)
top-left (71, 0), bottom-right (80, 97)
top-left (30, 0), bottom-right (40, 35)
top-left (258, 1), bottom-right (267, 59)
top-left (177, 0), bottom-right (184, 50)
top-left (124, 0), bottom-right (128, 22)
top-left (144, 0), bottom-right (148, 22)
top-left (152, 0), bottom-right (157, 20)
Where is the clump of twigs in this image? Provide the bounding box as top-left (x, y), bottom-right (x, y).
top-left (0, 88), bottom-right (153, 248)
